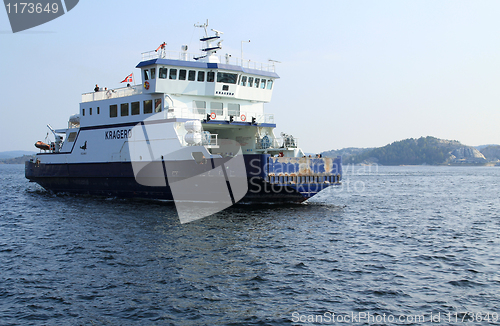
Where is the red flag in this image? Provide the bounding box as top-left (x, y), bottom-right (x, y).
top-left (121, 73), bottom-right (133, 83)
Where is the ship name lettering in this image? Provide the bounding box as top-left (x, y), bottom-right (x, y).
top-left (105, 129), bottom-right (132, 140)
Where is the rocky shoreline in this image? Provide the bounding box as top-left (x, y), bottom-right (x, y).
top-left (322, 137), bottom-right (500, 166)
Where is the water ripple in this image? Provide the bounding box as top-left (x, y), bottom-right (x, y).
top-left (1, 165), bottom-right (500, 324)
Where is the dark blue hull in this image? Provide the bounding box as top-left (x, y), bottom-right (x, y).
top-left (25, 154), bottom-right (342, 203)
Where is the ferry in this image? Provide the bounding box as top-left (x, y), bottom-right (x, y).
top-left (25, 22), bottom-right (342, 206)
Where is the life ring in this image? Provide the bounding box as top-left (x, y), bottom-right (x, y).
top-left (240, 114), bottom-right (246, 121)
top-left (144, 81), bottom-right (150, 90)
top-left (210, 112), bottom-right (216, 119)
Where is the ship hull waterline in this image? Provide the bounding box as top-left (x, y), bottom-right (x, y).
top-left (25, 156), bottom-right (342, 203)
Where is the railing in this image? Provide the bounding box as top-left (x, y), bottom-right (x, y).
top-left (203, 133), bottom-right (218, 147)
top-left (255, 136), bottom-right (299, 150)
top-left (256, 114), bottom-right (274, 124)
top-left (234, 58), bottom-right (277, 72)
top-left (141, 50), bottom-right (276, 73)
top-left (167, 108), bottom-right (206, 120)
top-left (167, 108), bottom-right (273, 126)
top-left (82, 85), bottom-right (143, 103)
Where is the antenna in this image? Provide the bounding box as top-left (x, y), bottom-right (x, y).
top-left (241, 40), bottom-right (250, 66)
top-left (268, 59), bottom-right (281, 70)
top-left (211, 28), bottom-right (223, 37)
top-left (194, 20), bottom-right (223, 63)
top-left (194, 19), bottom-right (209, 36)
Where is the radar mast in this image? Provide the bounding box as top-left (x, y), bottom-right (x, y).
top-left (194, 19), bottom-right (223, 63)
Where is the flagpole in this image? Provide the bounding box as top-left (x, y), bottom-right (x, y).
top-left (132, 72), bottom-right (136, 86)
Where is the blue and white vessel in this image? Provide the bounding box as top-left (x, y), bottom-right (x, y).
top-left (26, 22), bottom-right (342, 203)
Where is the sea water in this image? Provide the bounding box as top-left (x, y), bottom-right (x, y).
top-left (1, 164), bottom-right (499, 325)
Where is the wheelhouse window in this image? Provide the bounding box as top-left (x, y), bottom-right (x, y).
top-left (121, 103), bottom-right (129, 116)
top-left (260, 79), bottom-right (266, 89)
top-left (169, 69), bottom-right (177, 80)
top-left (143, 69), bottom-right (149, 81)
top-left (248, 77), bottom-right (254, 87)
top-left (143, 100), bottom-right (152, 114)
top-left (217, 72), bottom-right (237, 84)
top-left (228, 103), bottom-right (240, 116)
top-left (188, 70), bottom-right (196, 81)
top-left (255, 78), bottom-right (260, 88)
top-left (150, 68), bottom-right (156, 79)
top-left (207, 71), bottom-right (215, 82)
top-left (179, 69), bottom-right (187, 80)
top-left (110, 104), bottom-right (118, 117)
top-left (154, 98), bottom-right (162, 113)
top-left (159, 67), bottom-right (168, 79)
top-left (197, 71), bottom-right (205, 82)
top-left (210, 102), bottom-right (223, 115)
top-left (240, 76), bottom-right (247, 86)
top-left (131, 101), bottom-right (140, 115)
top-left (267, 79), bottom-right (273, 90)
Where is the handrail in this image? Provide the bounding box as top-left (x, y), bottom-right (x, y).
top-left (82, 85), bottom-right (143, 103)
top-left (167, 108), bottom-right (273, 126)
top-left (256, 114), bottom-right (274, 124)
top-left (255, 136), bottom-right (298, 150)
top-left (140, 50), bottom-right (276, 72)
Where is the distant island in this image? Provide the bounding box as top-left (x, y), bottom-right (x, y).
top-left (322, 136), bottom-right (500, 166)
top-left (0, 154), bottom-right (34, 164)
top-left (2, 137), bottom-right (500, 166)
top-left (0, 150), bottom-right (36, 160)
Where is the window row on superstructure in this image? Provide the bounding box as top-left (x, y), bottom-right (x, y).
top-left (81, 106), bottom-right (100, 116)
top-left (81, 97), bottom-right (251, 121)
top-left (81, 98), bottom-right (163, 119)
top-left (109, 99), bottom-right (163, 118)
top-left (239, 75), bottom-right (273, 90)
top-left (142, 67), bottom-right (274, 90)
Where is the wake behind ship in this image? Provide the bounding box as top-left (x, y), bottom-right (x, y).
top-left (25, 22), bottom-right (342, 204)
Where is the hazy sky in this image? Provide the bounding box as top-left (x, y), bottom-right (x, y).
top-left (1, 0), bottom-right (499, 153)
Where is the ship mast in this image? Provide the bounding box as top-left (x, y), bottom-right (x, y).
top-left (194, 19), bottom-right (223, 63)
